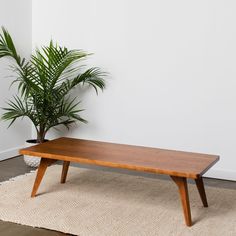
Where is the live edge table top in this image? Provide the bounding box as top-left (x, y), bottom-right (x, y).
top-left (20, 137), bottom-right (219, 179)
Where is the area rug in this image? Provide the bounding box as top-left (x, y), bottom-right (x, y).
top-left (0, 165), bottom-right (235, 236)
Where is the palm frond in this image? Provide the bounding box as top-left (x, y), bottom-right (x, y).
top-left (1, 96), bottom-right (38, 129)
top-left (31, 42), bottom-right (88, 92)
top-left (45, 97), bottom-right (87, 131)
top-left (0, 27), bottom-right (23, 66)
top-left (56, 67), bottom-right (106, 99)
top-left (0, 28), bottom-right (107, 141)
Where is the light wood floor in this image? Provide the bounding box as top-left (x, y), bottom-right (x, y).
top-left (0, 156), bottom-right (235, 236)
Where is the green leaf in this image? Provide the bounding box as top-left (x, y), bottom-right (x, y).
top-left (0, 27), bottom-right (107, 139)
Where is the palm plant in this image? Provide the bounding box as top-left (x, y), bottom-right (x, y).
top-left (0, 27), bottom-right (106, 143)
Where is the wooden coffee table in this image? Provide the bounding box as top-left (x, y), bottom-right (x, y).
top-left (20, 137), bottom-right (219, 226)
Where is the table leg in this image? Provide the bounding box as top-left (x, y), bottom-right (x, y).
top-left (195, 176), bottom-right (208, 207)
top-left (31, 158), bottom-right (55, 197)
top-left (61, 161), bottom-right (70, 183)
top-left (170, 176), bottom-right (192, 226)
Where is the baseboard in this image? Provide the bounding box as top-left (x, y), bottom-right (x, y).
top-left (0, 146), bottom-right (23, 161)
top-left (204, 168), bottom-right (236, 181)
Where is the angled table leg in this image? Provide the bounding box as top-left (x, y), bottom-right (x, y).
top-left (195, 176), bottom-right (208, 207)
top-left (61, 161), bottom-right (70, 184)
top-left (170, 176), bottom-right (192, 227)
top-left (31, 158), bottom-right (55, 198)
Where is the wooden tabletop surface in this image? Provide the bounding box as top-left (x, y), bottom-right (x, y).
top-left (20, 137), bottom-right (219, 179)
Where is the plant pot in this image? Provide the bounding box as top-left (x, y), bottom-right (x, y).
top-left (23, 139), bottom-right (48, 167)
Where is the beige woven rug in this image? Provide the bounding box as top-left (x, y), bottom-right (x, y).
top-left (0, 165), bottom-right (235, 236)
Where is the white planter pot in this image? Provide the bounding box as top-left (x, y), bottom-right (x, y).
top-left (23, 139), bottom-right (48, 168)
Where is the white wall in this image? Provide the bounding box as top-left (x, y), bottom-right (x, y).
top-left (31, 0), bottom-right (236, 180)
top-left (0, 0), bottom-right (32, 161)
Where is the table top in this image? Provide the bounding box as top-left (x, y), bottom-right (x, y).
top-left (20, 137), bottom-right (219, 179)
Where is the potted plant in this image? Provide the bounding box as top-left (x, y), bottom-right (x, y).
top-left (0, 27), bottom-right (106, 167)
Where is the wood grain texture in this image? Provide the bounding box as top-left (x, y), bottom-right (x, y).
top-left (31, 158), bottom-right (55, 197)
top-left (61, 161), bottom-right (70, 184)
top-left (195, 177), bottom-right (208, 207)
top-left (20, 138), bottom-right (219, 227)
top-left (171, 176), bottom-right (192, 226)
top-left (20, 137), bottom-right (219, 179)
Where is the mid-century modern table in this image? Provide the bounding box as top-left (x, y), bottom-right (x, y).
top-left (20, 137), bottom-right (219, 227)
